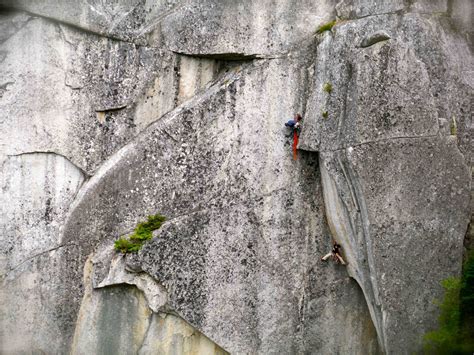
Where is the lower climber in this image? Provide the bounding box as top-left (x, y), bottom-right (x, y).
top-left (284, 113), bottom-right (303, 160)
top-left (321, 242), bottom-right (346, 265)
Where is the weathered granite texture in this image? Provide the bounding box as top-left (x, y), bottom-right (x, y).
top-left (60, 56), bottom-right (379, 354)
top-left (0, 0), bottom-right (472, 354)
top-left (0, 9), bottom-right (222, 174)
top-left (71, 256), bottom-right (228, 355)
top-left (0, 0), bottom-right (181, 44)
top-left (318, 137), bottom-right (470, 353)
top-left (298, 6), bottom-right (472, 354)
top-left (0, 153), bottom-right (85, 353)
top-left (158, 0), bottom-right (334, 57)
top-left (0, 6), bottom-right (224, 353)
top-left (299, 13), bottom-right (472, 157)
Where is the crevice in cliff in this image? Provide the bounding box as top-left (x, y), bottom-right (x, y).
top-left (319, 155), bottom-right (386, 352)
top-left (318, 133), bottom-right (440, 153)
top-left (337, 8), bottom-right (450, 22)
top-left (171, 50), bottom-right (265, 61)
top-left (350, 277), bottom-right (383, 354)
top-left (0, 5), bottom-right (145, 46)
top-left (462, 190), bottom-right (474, 257)
top-left (136, 312), bottom-right (155, 354)
top-left (95, 105), bottom-right (128, 113)
top-left (2, 242), bottom-right (78, 278)
top-left (7, 151), bottom-right (91, 178)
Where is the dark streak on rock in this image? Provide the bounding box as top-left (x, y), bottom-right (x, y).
top-left (173, 50), bottom-right (263, 61)
top-left (95, 105), bottom-right (128, 113)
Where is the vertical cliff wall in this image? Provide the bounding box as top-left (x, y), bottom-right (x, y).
top-left (0, 0), bottom-right (472, 354)
top-left (298, 4), bottom-right (472, 352)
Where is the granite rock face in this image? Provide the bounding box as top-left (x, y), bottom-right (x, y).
top-left (0, 0), bottom-right (472, 354)
top-left (318, 137), bottom-right (470, 353)
top-left (0, 153), bottom-right (85, 353)
top-left (71, 256), bottom-right (228, 355)
top-left (298, 6), bottom-right (472, 353)
top-left (299, 13), bottom-right (472, 155)
top-left (159, 0), bottom-right (334, 58)
top-left (60, 56), bottom-right (379, 354)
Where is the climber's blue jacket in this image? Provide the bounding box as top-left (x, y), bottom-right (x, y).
top-left (285, 119), bottom-right (297, 128)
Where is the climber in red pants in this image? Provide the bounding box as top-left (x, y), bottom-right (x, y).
top-left (284, 113), bottom-right (302, 160)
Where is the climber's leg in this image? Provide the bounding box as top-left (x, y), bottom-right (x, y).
top-left (335, 253), bottom-right (346, 265)
top-left (321, 252), bottom-right (332, 261)
top-left (293, 130), bottom-right (299, 160)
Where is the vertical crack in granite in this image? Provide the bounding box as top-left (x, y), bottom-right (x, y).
top-left (341, 154), bottom-right (386, 351)
top-left (320, 155), bottom-right (386, 351)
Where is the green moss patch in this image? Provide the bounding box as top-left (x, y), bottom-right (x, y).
top-left (450, 117), bottom-right (457, 136)
top-left (114, 214), bottom-right (166, 253)
top-left (323, 82), bottom-right (333, 94)
top-left (316, 20), bottom-right (336, 34)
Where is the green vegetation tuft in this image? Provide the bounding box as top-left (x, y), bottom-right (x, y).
top-left (423, 277), bottom-right (462, 353)
top-left (114, 214), bottom-right (166, 253)
top-left (450, 116), bottom-right (457, 136)
top-left (423, 252), bottom-right (474, 354)
top-left (316, 20), bottom-right (337, 34)
top-left (322, 111), bottom-right (329, 119)
top-left (323, 82), bottom-right (333, 94)
top-left (114, 237), bottom-right (142, 253)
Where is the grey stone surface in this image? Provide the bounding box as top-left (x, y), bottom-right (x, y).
top-left (61, 57), bottom-right (379, 354)
top-left (0, 12), bottom-right (157, 173)
top-left (71, 257), bottom-right (154, 355)
top-left (0, 153), bottom-right (85, 354)
top-left (450, 0), bottom-right (473, 46)
top-left (359, 30), bottom-right (390, 48)
top-left (92, 245), bottom-right (168, 313)
top-left (319, 137), bottom-right (470, 353)
top-left (158, 0), bottom-right (334, 57)
top-left (72, 250), bottom-right (229, 354)
top-left (0, 0), bottom-right (181, 44)
top-left (138, 313), bottom-right (229, 355)
top-left (334, 0), bottom-right (456, 19)
top-left (297, 8), bottom-right (472, 353)
top-left (299, 13), bottom-right (473, 159)
top-left (0, 10), bottom-right (222, 174)
top-left (335, 0), bottom-right (405, 19)
top-left (0, 7), bottom-right (225, 353)
top-left (0, 1), bottom-right (472, 354)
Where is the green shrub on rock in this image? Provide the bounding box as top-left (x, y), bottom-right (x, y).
top-left (450, 117), bottom-right (457, 136)
top-left (114, 214), bottom-right (166, 253)
top-left (423, 252), bottom-right (474, 354)
top-left (323, 82), bottom-right (332, 94)
top-left (316, 20), bottom-right (336, 34)
top-left (114, 238), bottom-right (142, 253)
